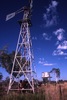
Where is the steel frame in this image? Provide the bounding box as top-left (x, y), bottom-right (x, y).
top-left (7, 7), bottom-right (35, 94)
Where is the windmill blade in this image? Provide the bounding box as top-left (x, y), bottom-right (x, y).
top-left (6, 12), bottom-right (15, 21)
top-left (15, 7), bottom-right (23, 14)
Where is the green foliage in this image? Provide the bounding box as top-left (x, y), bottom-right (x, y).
top-left (50, 68), bottom-right (60, 78)
top-left (0, 72), bottom-right (3, 81)
top-left (0, 50), bottom-right (15, 75)
top-left (0, 48), bottom-right (30, 78)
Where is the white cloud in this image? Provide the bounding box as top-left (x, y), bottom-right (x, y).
top-left (52, 1), bottom-right (58, 7)
top-left (43, 0), bottom-right (58, 27)
top-left (55, 41), bottom-right (60, 45)
top-left (54, 28), bottom-right (65, 35)
top-left (57, 41), bottom-right (67, 50)
top-left (53, 29), bottom-right (67, 56)
top-left (39, 58), bottom-right (55, 66)
top-left (53, 49), bottom-right (67, 56)
top-left (42, 33), bottom-right (51, 40)
top-left (53, 40), bottom-right (67, 56)
top-left (54, 28), bottom-right (65, 41)
top-left (65, 57), bottom-right (67, 59)
top-left (32, 37), bottom-right (37, 40)
top-left (43, 63), bottom-right (54, 66)
top-left (57, 34), bottom-right (63, 41)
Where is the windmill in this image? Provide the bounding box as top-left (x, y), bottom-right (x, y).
top-left (6, 0), bottom-right (35, 93)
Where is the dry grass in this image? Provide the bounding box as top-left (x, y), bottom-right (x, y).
top-left (39, 82), bottom-right (67, 100)
top-left (0, 82), bottom-right (67, 100)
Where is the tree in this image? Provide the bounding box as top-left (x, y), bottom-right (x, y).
top-left (50, 68), bottom-right (60, 83)
top-left (0, 72), bottom-right (3, 81)
top-left (4, 76), bottom-right (10, 86)
top-left (0, 48), bottom-right (30, 78)
top-left (5, 76), bottom-right (10, 83)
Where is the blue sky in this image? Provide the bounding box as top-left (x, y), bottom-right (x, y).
top-left (0, 0), bottom-right (67, 81)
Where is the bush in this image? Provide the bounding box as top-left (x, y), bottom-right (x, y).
top-left (0, 82), bottom-right (5, 97)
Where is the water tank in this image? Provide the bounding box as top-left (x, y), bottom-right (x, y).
top-left (42, 72), bottom-right (50, 78)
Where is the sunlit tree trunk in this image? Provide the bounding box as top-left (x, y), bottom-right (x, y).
top-left (55, 73), bottom-right (58, 83)
top-left (0, 72), bottom-right (3, 82)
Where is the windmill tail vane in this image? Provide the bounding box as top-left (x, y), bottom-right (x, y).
top-left (6, 0), bottom-right (33, 21)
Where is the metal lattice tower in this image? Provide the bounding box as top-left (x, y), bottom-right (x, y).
top-left (6, 0), bottom-right (35, 94)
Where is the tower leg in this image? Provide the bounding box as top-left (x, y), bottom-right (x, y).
top-left (7, 22), bottom-right (35, 93)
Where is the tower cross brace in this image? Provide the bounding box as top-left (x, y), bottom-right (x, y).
top-left (7, 3), bottom-right (35, 94)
